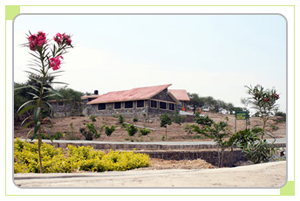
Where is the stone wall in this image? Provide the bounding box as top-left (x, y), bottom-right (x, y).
top-left (139, 150), bottom-right (247, 167)
top-left (50, 101), bottom-right (82, 117)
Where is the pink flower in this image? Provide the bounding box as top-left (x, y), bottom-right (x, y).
top-left (49, 56), bottom-right (63, 71)
top-left (63, 33), bottom-right (72, 46)
top-left (53, 33), bottom-right (72, 46)
top-left (53, 33), bottom-right (63, 45)
top-left (28, 31), bottom-right (47, 51)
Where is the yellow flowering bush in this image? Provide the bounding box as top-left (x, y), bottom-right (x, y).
top-left (14, 138), bottom-right (150, 173)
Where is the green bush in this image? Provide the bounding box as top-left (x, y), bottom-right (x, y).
top-left (40, 132), bottom-right (64, 141)
top-left (101, 125), bottom-right (117, 136)
top-left (194, 115), bottom-right (214, 127)
top-left (270, 124), bottom-right (279, 131)
top-left (118, 115), bottom-right (124, 124)
top-left (228, 129), bottom-right (260, 148)
top-left (126, 124), bottom-right (138, 136)
top-left (89, 115), bottom-right (97, 122)
top-left (241, 139), bottom-right (275, 164)
top-left (275, 111), bottom-right (286, 122)
top-left (139, 128), bottom-right (151, 136)
top-left (171, 112), bottom-right (185, 125)
top-left (132, 117), bottom-right (138, 122)
top-left (79, 123), bottom-right (100, 140)
top-left (14, 138), bottom-right (150, 173)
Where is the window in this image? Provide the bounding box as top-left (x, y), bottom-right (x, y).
top-left (88, 98), bottom-right (92, 102)
top-left (136, 100), bottom-right (144, 108)
top-left (125, 101), bottom-right (133, 108)
top-left (159, 102), bottom-right (167, 109)
top-left (58, 102), bottom-right (64, 107)
top-left (98, 103), bottom-right (106, 110)
top-left (114, 102), bottom-right (121, 109)
top-left (150, 100), bottom-right (157, 108)
top-left (169, 103), bottom-right (175, 110)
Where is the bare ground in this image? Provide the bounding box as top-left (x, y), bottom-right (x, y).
top-left (14, 111), bottom-right (286, 142)
top-left (14, 161), bottom-right (286, 188)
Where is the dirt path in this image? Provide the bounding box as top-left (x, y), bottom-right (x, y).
top-left (14, 161), bottom-right (286, 188)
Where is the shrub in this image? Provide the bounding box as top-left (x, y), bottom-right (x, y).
top-left (121, 122), bottom-right (128, 129)
top-left (227, 129), bottom-right (260, 148)
top-left (171, 112), bottom-right (185, 125)
top-left (14, 139), bottom-right (150, 173)
top-left (132, 117), bottom-right (138, 122)
top-left (241, 139), bottom-right (276, 164)
top-left (275, 111), bottom-right (286, 122)
top-left (139, 128), bottom-right (151, 136)
top-left (270, 124), bottom-right (279, 131)
top-left (89, 115), bottom-right (97, 122)
top-left (65, 123), bottom-right (80, 140)
top-left (41, 132), bottom-right (64, 141)
top-left (100, 125), bottom-right (117, 137)
top-left (160, 113), bottom-right (172, 138)
top-left (79, 123), bottom-right (100, 140)
top-left (118, 115), bottom-right (124, 124)
top-left (14, 138), bottom-right (66, 173)
top-left (194, 115), bottom-right (214, 127)
top-left (126, 124), bottom-right (138, 136)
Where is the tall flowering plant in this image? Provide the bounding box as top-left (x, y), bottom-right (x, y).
top-left (16, 31), bottom-right (73, 173)
top-left (245, 84), bottom-right (280, 139)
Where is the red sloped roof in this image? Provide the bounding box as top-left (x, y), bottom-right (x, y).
top-left (168, 89), bottom-right (190, 101)
top-left (88, 84), bottom-right (172, 104)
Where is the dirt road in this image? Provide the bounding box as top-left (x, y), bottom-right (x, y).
top-left (14, 161), bottom-right (286, 188)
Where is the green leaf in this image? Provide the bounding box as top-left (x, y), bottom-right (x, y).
top-left (18, 105), bottom-right (35, 116)
top-left (29, 52), bottom-right (41, 60)
top-left (28, 85), bottom-right (40, 93)
top-left (14, 85), bottom-right (30, 91)
top-left (23, 121), bottom-right (34, 129)
top-left (33, 107), bottom-right (40, 123)
top-left (34, 121), bottom-right (41, 135)
top-left (17, 100), bottom-right (35, 114)
top-left (28, 76), bottom-right (43, 84)
top-left (21, 116), bottom-right (32, 126)
top-left (45, 128), bottom-right (53, 143)
top-left (43, 116), bottom-right (53, 127)
top-left (51, 81), bottom-right (67, 85)
top-left (26, 128), bottom-right (34, 141)
top-left (26, 92), bottom-right (39, 99)
top-left (42, 93), bottom-right (58, 99)
top-left (45, 102), bottom-right (55, 117)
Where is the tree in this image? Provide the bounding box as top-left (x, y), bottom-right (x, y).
top-left (160, 113), bottom-right (172, 139)
top-left (188, 93), bottom-right (204, 114)
top-left (245, 84), bottom-right (279, 139)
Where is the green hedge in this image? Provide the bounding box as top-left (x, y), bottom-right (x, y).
top-left (14, 138), bottom-right (150, 173)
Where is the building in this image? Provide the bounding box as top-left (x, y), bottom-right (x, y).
top-left (84, 84), bottom-right (181, 119)
top-left (49, 99), bottom-right (82, 117)
top-left (168, 89), bottom-right (190, 111)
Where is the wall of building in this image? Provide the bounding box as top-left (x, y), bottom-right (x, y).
top-left (86, 89), bottom-right (179, 119)
top-left (50, 101), bottom-right (82, 117)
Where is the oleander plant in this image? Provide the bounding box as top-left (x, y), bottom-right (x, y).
top-left (15, 31), bottom-right (73, 173)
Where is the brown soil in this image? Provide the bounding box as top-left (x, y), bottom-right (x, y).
top-left (14, 111), bottom-right (286, 142)
top-left (145, 158), bottom-right (218, 170)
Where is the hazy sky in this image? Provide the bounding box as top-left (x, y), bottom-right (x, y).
top-left (13, 14), bottom-right (286, 112)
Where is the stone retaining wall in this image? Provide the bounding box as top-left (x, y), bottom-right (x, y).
top-left (136, 150), bottom-right (247, 167)
top-left (33, 140), bottom-right (285, 168)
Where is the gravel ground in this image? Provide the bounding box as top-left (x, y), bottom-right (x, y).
top-left (14, 161), bottom-right (286, 188)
